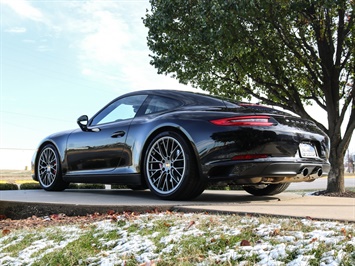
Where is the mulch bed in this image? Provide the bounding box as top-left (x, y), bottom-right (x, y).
top-left (312, 190), bottom-right (355, 198)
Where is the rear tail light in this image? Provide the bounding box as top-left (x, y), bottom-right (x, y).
top-left (210, 115), bottom-right (275, 126)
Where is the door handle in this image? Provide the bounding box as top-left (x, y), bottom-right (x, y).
top-left (111, 131), bottom-right (125, 138)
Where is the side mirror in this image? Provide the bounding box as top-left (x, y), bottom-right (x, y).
top-left (77, 115), bottom-right (88, 131)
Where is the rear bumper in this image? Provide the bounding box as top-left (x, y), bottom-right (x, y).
top-left (206, 160), bottom-right (330, 183)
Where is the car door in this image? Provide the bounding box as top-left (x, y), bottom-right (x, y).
top-left (66, 94), bottom-right (147, 173)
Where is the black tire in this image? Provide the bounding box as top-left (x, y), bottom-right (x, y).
top-left (188, 174), bottom-right (207, 199)
top-left (143, 131), bottom-right (205, 200)
top-left (36, 144), bottom-right (69, 191)
top-left (243, 183), bottom-right (290, 196)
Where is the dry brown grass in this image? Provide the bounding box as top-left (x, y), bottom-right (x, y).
top-left (0, 170), bottom-right (33, 183)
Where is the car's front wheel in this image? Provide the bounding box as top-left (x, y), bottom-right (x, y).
top-left (144, 131), bottom-right (205, 200)
top-left (37, 144), bottom-right (69, 191)
top-left (243, 183), bottom-right (290, 196)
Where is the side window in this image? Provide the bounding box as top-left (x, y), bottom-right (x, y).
top-left (145, 96), bottom-right (182, 114)
top-left (91, 95), bottom-right (147, 126)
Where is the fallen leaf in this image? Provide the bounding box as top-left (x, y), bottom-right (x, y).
top-left (240, 240), bottom-right (251, 246)
top-left (184, 220), bottom-right (195, 230)
top-left (124, 212), bottom-right (133, 220)
top-left (271, 228), bottom-right (280, 236)
top-left (341, 228), bottom-right (346, 236)
top-left (50, 214), bottom-right (58, 220)
top-left (310, 237), bottom-right (318, 243)
top-left (110, 215), bottom-right (118, 222)
top-left (107, 210), bottom-right (115, 215)
top-left (2, 229), bottom-right (10, 235)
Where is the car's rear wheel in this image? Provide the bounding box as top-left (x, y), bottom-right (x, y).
top-left (37, 144), bottom-right (69, 191)
top-left (243, 183), bottom-right (290, 196)
top-left (144, 131), bottom-right (205, 200)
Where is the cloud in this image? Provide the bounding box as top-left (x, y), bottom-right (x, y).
top-left (1, 0), bottom-right (45, 22)
top-left (69, 1), bottom-right (198, 93)
top-left (80, 10), bottom-right (131, 65)
top-left (5, 27), bottom-right (26, 33)
top-left (63, 2), bottom-right (146, 84)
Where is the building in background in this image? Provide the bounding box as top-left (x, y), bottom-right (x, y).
top-left (345, 151), bottom-right (355, 173)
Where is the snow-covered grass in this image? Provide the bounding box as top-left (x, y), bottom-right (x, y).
top-left (1, 212), bottom-right (354, 265)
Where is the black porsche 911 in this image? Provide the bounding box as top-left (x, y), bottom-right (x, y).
top-left (32, 90), bottom-right (330, 200)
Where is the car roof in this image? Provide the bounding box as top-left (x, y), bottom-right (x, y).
top-left (129, 90), bottom-right (292, 116)
top-left (126, 89), bottom-right (233, 107)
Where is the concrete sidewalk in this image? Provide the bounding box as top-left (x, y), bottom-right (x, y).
top-left (178, 194), bottom-right (355, 222)
top-left (1, 189), bottom-right (354, 222)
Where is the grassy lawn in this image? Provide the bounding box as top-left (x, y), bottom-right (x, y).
top-left (1, 212), bottom-right (355, 265)
top-left (1, 171), bottom-right (355, 264)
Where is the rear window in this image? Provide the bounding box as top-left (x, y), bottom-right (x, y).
top-left (144, 96), bottom-right (182, 114)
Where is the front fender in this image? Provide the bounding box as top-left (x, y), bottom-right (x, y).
top-left (32, 129), bottom-right (75, 178)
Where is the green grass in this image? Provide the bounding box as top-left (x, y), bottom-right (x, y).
top-left (19, 183), bottom-right (41, 190)
top-left (1, 233), bottom-right (38, 256)
top-left (0, 183), bottom-right (18, 190)
top-left (32, 232), bottom-right (101, 266)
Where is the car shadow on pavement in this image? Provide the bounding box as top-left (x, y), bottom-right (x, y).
top-left (62, 189), bottom-right (283, 204)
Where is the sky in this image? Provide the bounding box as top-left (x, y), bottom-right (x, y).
top-left (0, 0), bottom-right (198, 152)
top-left (0, 0), bottom-right (354, 158)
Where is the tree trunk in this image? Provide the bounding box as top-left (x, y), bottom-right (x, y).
top-left (326, 146), bottom-right (345, 193)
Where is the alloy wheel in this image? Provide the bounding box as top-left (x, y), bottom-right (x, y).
top-left (146, 136), bottom-right (186, 194)
top-left (38, 146), bottom-right (58, 188)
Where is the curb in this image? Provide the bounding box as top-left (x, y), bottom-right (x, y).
top-left (0, 200), bottom-right (174, 220)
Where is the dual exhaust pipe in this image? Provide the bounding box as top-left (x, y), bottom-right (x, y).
top-left (260, 166), bottom-right (323, 184)
top-left (297, 167), bottom-right (323, 179)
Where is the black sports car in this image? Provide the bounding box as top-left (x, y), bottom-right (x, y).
top-left (32, 90), bottom-right (330, 200)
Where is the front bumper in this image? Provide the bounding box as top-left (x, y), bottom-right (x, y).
top-left (31, 150), bottom-right (38, 181)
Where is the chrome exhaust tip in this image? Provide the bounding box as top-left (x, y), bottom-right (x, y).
top-left (309, 167), bottom-right (323, 178)
top-left (297, 167), bottom-right (309, 178)
top-left (317, 168), bottom-right (323, 177)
